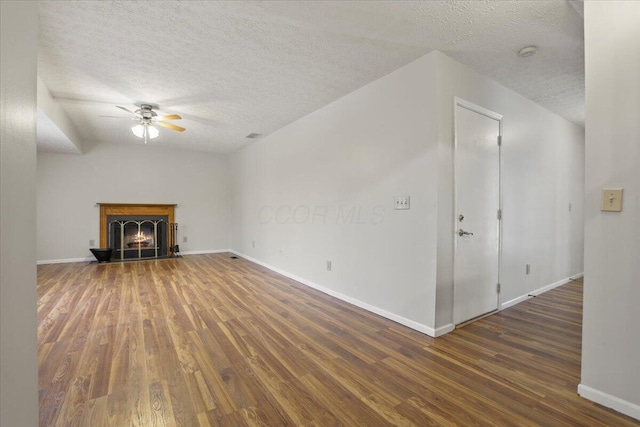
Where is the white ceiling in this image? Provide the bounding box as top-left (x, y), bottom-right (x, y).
top-left (38, 1), bottom-right (584, 154)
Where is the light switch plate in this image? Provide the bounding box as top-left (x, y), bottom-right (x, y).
top-left (394, 196), bottom-right (410, 210)
top-left (601, 188), bottom-right (623, 212)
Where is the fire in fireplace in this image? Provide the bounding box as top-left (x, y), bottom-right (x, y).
top-left (127, 230), bottom-right (153, 248)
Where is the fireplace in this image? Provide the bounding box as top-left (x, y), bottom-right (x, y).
top-left (98, 203), bottom-right (176, 261)
top-left (108, 215), bottom-right (167, 260)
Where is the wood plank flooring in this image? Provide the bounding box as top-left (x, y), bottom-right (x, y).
top-left (37, 253), bottom-right (639, 426)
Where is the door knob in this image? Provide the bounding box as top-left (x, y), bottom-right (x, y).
top-left (458, 229), bottom-right (474, 237)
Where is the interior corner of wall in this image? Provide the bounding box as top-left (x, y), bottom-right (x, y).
top-left (435, 270), bottom-right (455, 321)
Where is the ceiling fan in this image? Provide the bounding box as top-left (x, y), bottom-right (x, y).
top-left (101, 104), bottom-right (185, 144)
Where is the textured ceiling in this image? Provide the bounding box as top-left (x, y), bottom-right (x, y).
top-left (38, 1), bottom-right (584, 154)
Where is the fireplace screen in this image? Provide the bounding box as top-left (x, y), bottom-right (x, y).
top-left (108, 215), bottom-right (168, 260)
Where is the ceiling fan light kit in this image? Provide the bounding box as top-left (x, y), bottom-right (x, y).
top-left (103, 103), bottom-right (185, 144)
top-left (132, 123), bottom-right (159, 141)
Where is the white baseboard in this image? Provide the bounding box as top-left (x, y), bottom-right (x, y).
top-left (434, 323), bottom-right (455, 337)
top-left (181, 249), bottom-right (231, 255)
top-left (230, 250), bottom-right (439, 337)
top-left (578, 384), bottom-right (640, 421)
top-left (501, 272), bottom-right (584, 310)
top-left (37, 257), bottom-right (93, 265)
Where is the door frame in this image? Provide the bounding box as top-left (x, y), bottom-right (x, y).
top-left (453, 97), bottom-right (504, 325)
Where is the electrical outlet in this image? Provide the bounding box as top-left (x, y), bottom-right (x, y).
top-left (183, 236), bottom-right (188, 243)
top-left (252, 240), bottom-right (255, 248)
top-left (394, 196), bottom-right (410, 210)
top-left (568, 203), bottom-right (572, 212)
top-left (89, 239), bottom-right (95, 247)
top-left (326, 260), bottom-right (332, 271)
top-left (526, 264), bottom-right (531, 275)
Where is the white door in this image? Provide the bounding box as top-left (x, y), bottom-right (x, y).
top-left (454, 99), bottom-right (502, 325)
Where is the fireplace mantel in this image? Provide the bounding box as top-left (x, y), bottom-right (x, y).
top-left (98, 203), bottom-right (176, 249)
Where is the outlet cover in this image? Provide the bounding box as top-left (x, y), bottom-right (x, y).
top-left (89, 239), bottom-right (95, 247)
top-left (326, 260), bottom-right (332, 271)
top-left (394, 196), bottom-right (410, 210)
top-left (183, 236), bottom-right (188, 243)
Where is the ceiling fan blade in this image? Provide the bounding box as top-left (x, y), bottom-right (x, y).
top-left (157, 114), bottom-right (182, 121)
top-left (157, 122), bottom-right (186, 132)
top-left (99, 115), bottom-right (137, 119)
top-left (116, 105), bottom-right (139, 116)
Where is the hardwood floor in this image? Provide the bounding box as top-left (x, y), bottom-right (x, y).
top-left (37, 253), bottom-right (639, 426)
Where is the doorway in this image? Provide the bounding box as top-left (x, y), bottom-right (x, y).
top-left (453, 98), bottom-right (503, 325)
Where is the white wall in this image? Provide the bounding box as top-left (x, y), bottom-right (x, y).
top-left (580, 1), bottom-right (640, 420)
top-left (0, 2), bottom-right (39, 426)
top-left (36, 47), bottom-right (585, 343)
top-left (37, 76), bottom-right (83, 153)
top-left (230, 50), bottom-right (585, 336)
top-left (433, 52), bottom-right (585, 327)
top-left (231, 53), bottom-right (442, 334)
top-left (37, 142), bottom-right (231, 262)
